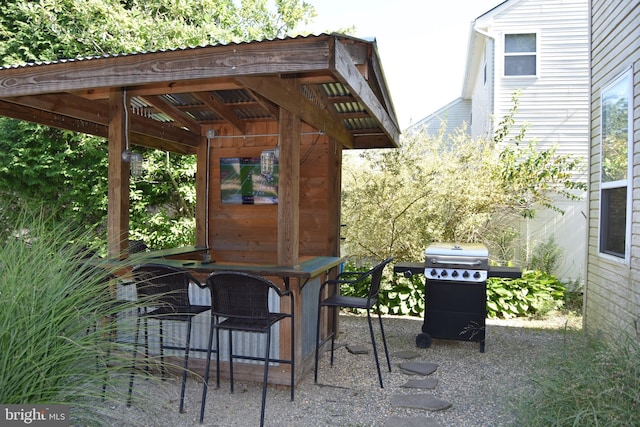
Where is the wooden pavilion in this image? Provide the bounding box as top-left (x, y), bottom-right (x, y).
top-left (0, 33), bottom-right (401, 383)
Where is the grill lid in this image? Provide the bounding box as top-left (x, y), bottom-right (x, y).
top-left (425, 242), bottom-right (488, 270)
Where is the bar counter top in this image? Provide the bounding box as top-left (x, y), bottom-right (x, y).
top-left (152, 255), bottom-right (344, 281)
top-left (123, 246), bottom-right (343, 282)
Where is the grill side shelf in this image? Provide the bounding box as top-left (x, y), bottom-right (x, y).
top-left (393, 262), bottom-right (521, 279)
top-left (487, 266), bottom-right (521, 279)
top-left (393, 262), bottom-right (424, 277)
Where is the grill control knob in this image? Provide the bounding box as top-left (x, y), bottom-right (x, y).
top-left (462, 271), bottom-right (470, 278)
top-left (430, 269), bottom-right (437, 277)
top-left (473, 271), bottom-right (481, 279)
top-left (451, 270), bottom-right (459, 278)
top-left (441, 270), bottom-right (448, 277)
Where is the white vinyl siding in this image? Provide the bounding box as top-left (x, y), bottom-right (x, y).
top-left (491, 0), bottom-right (590, 158)
top-left (470, 42), bottom-right (495, 139)
top-left (484, 0), bottom-right (590, 280)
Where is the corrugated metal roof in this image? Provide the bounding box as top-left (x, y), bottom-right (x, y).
top-left (0, 33), bottom-right (341, 70)
top-left (0, 33), bottom-right (400, 150)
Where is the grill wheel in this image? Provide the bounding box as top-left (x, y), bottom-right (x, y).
top-left (416, 332), bottom-right (432, 349)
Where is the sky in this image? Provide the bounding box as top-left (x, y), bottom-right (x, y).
top-left (302, 0), bottom-right (505, 130)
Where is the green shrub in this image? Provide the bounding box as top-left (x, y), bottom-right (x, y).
top-left (526, 236), bottom-right (562, 275)
top-left (486, 270), bottom-right (565, 319)
top-left (338, 260), bottom-right (424, 317)
top-left (513, 330), bottom-right (640, 426)
top-left (339, 261), bottom-right (568, 319)
top-left (382, 274), bottom-right (425, 317)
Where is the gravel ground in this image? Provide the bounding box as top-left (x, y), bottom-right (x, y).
top-left (94, 313), bottom-right (582, 427)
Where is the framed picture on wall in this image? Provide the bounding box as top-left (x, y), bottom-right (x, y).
top-left (220, 157), bottom-right (278, 205)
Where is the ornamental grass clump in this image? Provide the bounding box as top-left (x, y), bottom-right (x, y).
top-left (0, 205), bottom-right (158, 424)
top-left (513, 328), bottom-right (640, 426)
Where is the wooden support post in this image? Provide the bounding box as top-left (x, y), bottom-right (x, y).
top-left (195, 133), bottom-right (208, 248)
top-left (327, 138), bottom-right (342, 257)
top-left (277, 108), bottom-right (300, 267)
top-left (107, 89), bottom-right (130, 259)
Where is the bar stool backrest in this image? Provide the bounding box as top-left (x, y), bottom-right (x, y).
top-left (132, 264), bottom-right (194, 309)
top-left (367, 256), bottom-right (394, 301)
top-left (207, 272), bottom-right (274, 320)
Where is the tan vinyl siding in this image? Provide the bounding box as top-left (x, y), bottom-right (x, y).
top-left (585, 0), bottom-right (640, 334)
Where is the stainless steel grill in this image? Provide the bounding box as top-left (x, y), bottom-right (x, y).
top-left (419, 242), bottom-right (490, 352)
top-left (424, 243), bottom-right (488, 282)
top-left (393, 243), bottom-right (521, 353)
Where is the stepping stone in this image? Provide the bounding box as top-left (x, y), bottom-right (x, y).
top-left (390, 393), bottom-right (452, 411)
top-left (401, 378), bottom-right (439, 389)
top-left (392, 350), bottom-right (421, 359)
top-left (398, 362), bottom-right (438, 376)
top-left (346, 344), bottom-right (369, 354)
top-left (384, 415), bottom-right (444, 427)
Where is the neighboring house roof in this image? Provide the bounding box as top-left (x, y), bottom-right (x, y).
top-left (0, 33), bottom-right (400, 152)
top-left (405, 97), bottom-right (471, 136)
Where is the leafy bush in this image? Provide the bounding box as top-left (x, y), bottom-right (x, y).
top-left (487, 271), bottom-right (565, 319)
top-left (526, 236), bottom-right (563, 275)
top-left (338, 260), bottom-right (423, 317)
top-left (382, 274), bottom-right (425, 317)
top-left (341, 97), bottom-right (586, 265)
top-left (339, 261), bottom-right (568, 320)
top-left (513, 330), bottom-right (640, 426)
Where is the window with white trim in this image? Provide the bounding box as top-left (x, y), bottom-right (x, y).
top-left (504, 33), bottom-right (536, 76)
top-left (599, 70), bottom-right (632, 259)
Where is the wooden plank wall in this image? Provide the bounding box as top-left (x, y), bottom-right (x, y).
top-left (208, 122), bottom-right (338, 264)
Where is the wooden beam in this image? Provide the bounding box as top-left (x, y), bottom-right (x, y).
top-left (192, 92), bottom-right (246, 134)
top-left (5, 93), bottom-right (109, 126)
top-left (277, 108), bottom-right (300, 267)
top-left (130, 115), bottom-right (199, 149)
top-left (237, 75), bottom-right (354, 148)
top-left (327, 137), bottom-right (342, 256)
top-left (303, 83), bottom-right (345, 128)
top-left (331, 40), bottom-right (400, 147)
top-left (0, 99), bottom-right (107, 137)
top-left (107, 89), bottom-right (130, 259)
top-left (245, 89), bottom-right (280, 120)
top-left (0, 37), bottom-right (333, 97)
top-left (129, 132), bottom-right (195, 155)
top-left (2, 93), bottom-right (200, 150)
top-left (353, 133), bottom-right (393, 149)
top-left (368, 44), bottom-right (398, 129)
top-left (74, 78), bottom-right (244, 100)
top-left (139, 94), bottom-right (201, 132)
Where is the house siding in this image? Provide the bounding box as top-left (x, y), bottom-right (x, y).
top-left (470, 41), bottom-right (495, 138)
top-left (585, 0), bottom-right (640, 334)
top-left (488, 0), bottom-right (590, 159)
top-left (474, 0), bottom-right (590, 280)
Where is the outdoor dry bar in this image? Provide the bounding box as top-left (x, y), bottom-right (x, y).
top-left (0, 33), bottom-right (401, 384)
